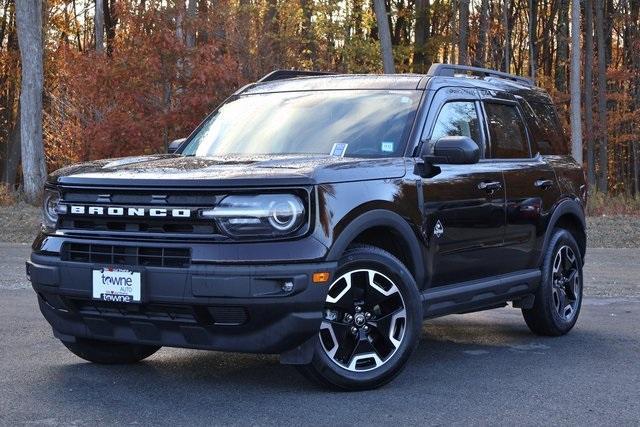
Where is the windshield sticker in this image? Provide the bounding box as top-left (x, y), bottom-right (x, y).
top-left (381, 142), bottom-right (394, 152)
top-left (330, 143), bottom-right (348, 157)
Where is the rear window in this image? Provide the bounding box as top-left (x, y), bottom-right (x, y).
top-left (520, 100), bottom-right (568, 155)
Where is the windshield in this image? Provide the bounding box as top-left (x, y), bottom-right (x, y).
top-left (181, 90), bottom-right (421, 158)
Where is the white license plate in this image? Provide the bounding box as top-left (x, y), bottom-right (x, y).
top-left (92, 268), bottom-right (141, 303)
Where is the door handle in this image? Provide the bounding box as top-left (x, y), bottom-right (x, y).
top-left (478, 181), bottom-right (502, 192)
top-left (534, 179), bottom-right (554, 189)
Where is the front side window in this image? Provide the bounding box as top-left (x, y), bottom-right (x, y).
top-left (429, 101), bottom-right (483, 155)
top-left (181, 90), bottom-right (421, 158)
top-left (484, 102), bottom-right (531, 159)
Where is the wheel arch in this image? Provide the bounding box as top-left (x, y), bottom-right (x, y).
top-left (326, 209), bottom-right (426, 288)
top-left (539, 198), bottom-right (586, 266)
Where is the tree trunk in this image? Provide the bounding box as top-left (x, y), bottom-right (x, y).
top-left (584, 0), bottom-right (596, 186)
top-left (373, 0), bottom-right (395, 73)
top-left (631, 0), bottom-right (640, 195)
top-left (185, 0), bottom-right (196, 48)
top-left (238, 0), bottom-right (252, 78)
top-left (502, 0), bottom-right (510, 72)
top-left (458, 0), bottom-right (469, 65)
top-left (556, 0), bottom-right (569, 92)
top-left (570, 0), bottom-right (582, 164)
top-left (94, 0), bottom-right (104, 52)
top-left (595, 0), bottom-right (608, 193)
top-left (413, 0), bottom-right (430, 73)
top-left (300, 0), bottom-right (315, 66)
top-left (103, 0), bottom-right (117, 55)
top-left (528, 0), bottom-right (537, 80)
top-left (15, 0), bottom-right (46, 204)
top-left (475, 0), bottom-right (489, 67)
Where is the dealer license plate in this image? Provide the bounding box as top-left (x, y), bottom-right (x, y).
top-left (92, 267), bottom-right (141, 303)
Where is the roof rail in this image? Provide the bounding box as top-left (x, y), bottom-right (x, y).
top-left (427, 63), bottom-right (533, 86)
top-left (257, 69), bottom-right (336, 83)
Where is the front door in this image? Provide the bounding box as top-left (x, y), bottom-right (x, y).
top-left (420, 88), bottom-right (506, 287)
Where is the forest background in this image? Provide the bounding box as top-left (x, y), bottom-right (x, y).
top-left (0, 0), bottom-right (639, 216)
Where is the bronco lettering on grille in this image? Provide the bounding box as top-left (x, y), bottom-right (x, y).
top-left (67, 205), bottom-right (193, 218)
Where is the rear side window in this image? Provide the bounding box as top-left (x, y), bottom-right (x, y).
top-left (484, 103), bottom-right (531, 159)
top-left (430, 101), bottom-right (484, 155)
top-left (527, 102), bottom-right (569, 155)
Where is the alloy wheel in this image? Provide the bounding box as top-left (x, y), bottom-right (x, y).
top-left (551, 245), bottom-right (581, 321)
top-left (319, 269), bottom-right (407, 372)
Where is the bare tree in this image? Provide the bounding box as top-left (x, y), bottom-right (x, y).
top-left (185, 0), bottom-right (196, 48)
top-left (95, 0), bottom-right (104, 52)
top-left (15, 0), bottom-right (46, 204)
top-left (584, 0), bottom-right (596, 185)
top-left (556, 0), bottom-right (569, 92)
top-left (458, 0), bottom-right (469, 65)
top-left (502, 0), bottom-right (510, 72)
top-left (595, 0), bottom-right (608, 192)
top-left (475, 0), bottom-right (489, 67)
top-left (570, 0), bottom-right (582, 163)
top-left (373, 0), bottom-right (395, 73)
top-left (529, 0), bottom-right (537, 80)
top-left (413, 0), bottom-right (430, 73)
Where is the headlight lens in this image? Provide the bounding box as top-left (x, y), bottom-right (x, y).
top-left (202, 194), bottom-right (306, 238)
top-left (42, 188), bottom-right (64, 229)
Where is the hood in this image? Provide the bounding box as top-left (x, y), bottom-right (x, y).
top-left (48, 154), bottom-right (407, 188)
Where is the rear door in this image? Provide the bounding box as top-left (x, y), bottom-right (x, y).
top-left (420, 87), bottom-right (506, 287)
top-left (480, 96), bottom-right (561, 272)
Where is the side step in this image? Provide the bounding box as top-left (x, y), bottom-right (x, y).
top-left (421, 270), bottom-right (541, 319)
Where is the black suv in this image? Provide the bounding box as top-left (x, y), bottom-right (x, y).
top-left (28, 64), bottom-right (587, 390)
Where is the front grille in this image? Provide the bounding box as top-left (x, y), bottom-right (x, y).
top-left (57, 187), bottom-right (226, 238)
top-left (61, 243), bottom-right (191, 268)
top-left (64, 298), bottom-right (248, 326)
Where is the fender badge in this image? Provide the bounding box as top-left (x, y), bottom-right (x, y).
top-left (433, 220), bottom-right (444, 238)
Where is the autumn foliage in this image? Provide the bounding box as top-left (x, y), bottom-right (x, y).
top-left (44, 6), bottom-right (243, 170)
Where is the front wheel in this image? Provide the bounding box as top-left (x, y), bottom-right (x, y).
top-left (299, 245), bottom-right (422, 390)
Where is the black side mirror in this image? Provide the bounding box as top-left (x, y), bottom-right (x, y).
top-left (168, 138), bottom-right (186, 154)
top-left (425, 136), bottom-right (480, 165)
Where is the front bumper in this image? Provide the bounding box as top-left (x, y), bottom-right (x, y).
top-left (28, 252), bottom-right (337, 357)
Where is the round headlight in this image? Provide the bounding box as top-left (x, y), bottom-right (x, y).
top-left (269, 199), bottom-right (300, 231)
top-left (42, 188), bottom-right (62, 228)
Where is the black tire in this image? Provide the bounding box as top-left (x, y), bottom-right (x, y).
top-left (523, 228), bottom-right (584, 336)
top-left (62, 338), bottom-right (161, 364)
top-left (298, 245), bottom-right (423, 390)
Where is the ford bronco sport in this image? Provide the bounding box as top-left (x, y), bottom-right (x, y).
top-left (28, 64), bottom-right (587, 390)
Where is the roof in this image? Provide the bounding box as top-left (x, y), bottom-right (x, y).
top-left (243, 74), bottom-right (427, 93)
top-left (242, 68), bottom-right (551, 104)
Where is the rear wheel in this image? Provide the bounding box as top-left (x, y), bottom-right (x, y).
top-left (523, 228), bottom-right (583, 336)
top-left (62, 338), bottom-right (161, 364)
top-left (299, 245), bottom-right (422, 390)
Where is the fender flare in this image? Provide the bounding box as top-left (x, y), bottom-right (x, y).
top-left (538, 198), bottom-right (586, 266)
top-left (326, 209), bottom-right (426, 287)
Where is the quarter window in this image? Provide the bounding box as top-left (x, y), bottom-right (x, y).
top-left (484, 102), bottom-right (531, 159)
top-left (430, 101), bottom-right (483, 155)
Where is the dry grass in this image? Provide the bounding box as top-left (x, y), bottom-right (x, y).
top-left (0, 185), bottom-right (17, 206)
top-left (587, 192), bottom-right (640, 217)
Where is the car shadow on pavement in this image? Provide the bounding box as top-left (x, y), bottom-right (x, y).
top-left (42, 310), bottom-right (609, 395)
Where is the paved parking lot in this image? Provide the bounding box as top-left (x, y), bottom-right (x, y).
top-left (1, 244), bottom-right (639, 425)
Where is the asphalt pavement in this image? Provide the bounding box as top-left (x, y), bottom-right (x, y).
top-left (1, 243), bottom-right (639, 425)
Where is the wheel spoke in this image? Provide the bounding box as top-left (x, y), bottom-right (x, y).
top-left (325, 274), bottom-right (354, 311)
